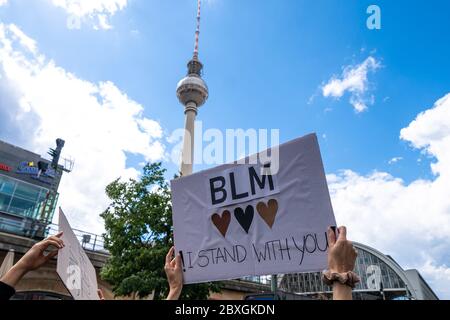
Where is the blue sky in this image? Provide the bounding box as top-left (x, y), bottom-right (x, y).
top-left (1, 0), bottom-right (450, 298)
top-left (2, 0), bottom-right (449, 181)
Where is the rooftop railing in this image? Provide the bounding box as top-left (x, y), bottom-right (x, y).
top-left (0, 216), bottom-right (107, 254)
top-left (46, 223), bottom-right (107, 253)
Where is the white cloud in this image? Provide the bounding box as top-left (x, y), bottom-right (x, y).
top-left (0, 23), bottom-right (164, 233)
top-left (400, 94), bottom-right (450, 176)
top-left (51, 0), bottom-right (128, 30)
top-left (388, 157), bottom-right (403, 165)
top-left (420, 260), bottom-right (450, 299)
top-left (0, 0), bottom-right (127, 30)
top-left (96, 13), bottom-right (112, 30)
top-left (52, 0), bottom-right (128, 30)
top-left (322, 56), bottom-right (380, 113)
top-left (7, 24), bottom-right (37, 54)
top-left (328, 93), bottom-right (450, 299)
top-left (51, 0), bottom-right (127, 16)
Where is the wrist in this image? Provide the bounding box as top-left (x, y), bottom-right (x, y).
top-left (332, 282), bottom-right (353, 301)
top-left (329, 265), bottom-right (352, 274)
top-left (170, 285), bottom-right (182, 294)
top-left (167, 286), bottom-right (182, 300)
top-left (12, 261), bottom-right (30, 275)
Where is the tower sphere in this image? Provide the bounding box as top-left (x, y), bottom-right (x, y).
top-left (177, 58), bottom-right (209, 107)
top-left (176, 74), bottom-right (209, 107)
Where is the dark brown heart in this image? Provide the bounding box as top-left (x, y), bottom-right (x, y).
top-left (256, 199), bottom-right (279, 228)
top-left (211, 210), bottom-right (231, 237)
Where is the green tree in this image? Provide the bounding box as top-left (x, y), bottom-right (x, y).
top-left (100, 162), bottom-right (219, 299)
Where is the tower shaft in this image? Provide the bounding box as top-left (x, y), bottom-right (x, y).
top-left (180, 102), bottom-right (197, 176)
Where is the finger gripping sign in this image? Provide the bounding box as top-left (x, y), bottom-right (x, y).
top-left (171, 133), bottom-right (336, 284)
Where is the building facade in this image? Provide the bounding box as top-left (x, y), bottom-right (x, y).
top-left (0, 140), bottom-right (64, 239)
top-left (277, 242), bottom-right (439, 300)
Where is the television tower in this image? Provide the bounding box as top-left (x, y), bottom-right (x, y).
top-left (176, 0), bottom-right (209, 176)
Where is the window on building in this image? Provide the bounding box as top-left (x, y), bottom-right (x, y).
top-left (0, 174), bottom-right (51, 219)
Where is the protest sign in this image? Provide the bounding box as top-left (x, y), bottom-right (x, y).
top-left (171, 133), bottom-right (337, 284)
top-left (56, 208), bottom-right (99, 300)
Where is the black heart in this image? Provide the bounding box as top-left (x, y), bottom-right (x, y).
top-left (234, 205), bottom-right (254, 234)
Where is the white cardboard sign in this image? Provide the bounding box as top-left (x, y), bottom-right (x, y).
top-left (56, 208), bottom-right (99, 300)
top-left (171, 133), bottom-right (337, 284)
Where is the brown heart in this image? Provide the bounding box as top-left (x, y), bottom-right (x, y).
top-left (256, 199), bottom-right (279, 228)
top-left (211, 210), bottom-right (231, 237)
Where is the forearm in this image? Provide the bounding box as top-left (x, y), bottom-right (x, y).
top-left (166, 287), bottom-right (182, 300)
top-left (0, 264), bottom-right (28, 289)
top-left (332, 283), bottom-right (353, 300)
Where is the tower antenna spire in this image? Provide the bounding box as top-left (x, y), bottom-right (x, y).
top-left (176, 0), bottom-right (209, 176)
top-left (193, 0), bottom-right (201, 60)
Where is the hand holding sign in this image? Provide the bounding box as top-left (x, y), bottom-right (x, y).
top-left (16, 233), bottom-right (64, 271)
top-left (0, 233), bottom-right (65, 291)
top-left (165, 247), bottom-right (184, 300)
top-left (324, 226), bottom-right (360, 300)
top-left (327, 226), bottom-right (358, 274)
top-left (171, 133), bottom-right (337, 284)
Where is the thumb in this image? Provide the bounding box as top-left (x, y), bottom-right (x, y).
top-left (175, 254), bottom-right (183, 270)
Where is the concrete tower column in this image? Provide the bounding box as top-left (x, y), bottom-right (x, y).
top-left (180, 102), bottom-right (198, 176)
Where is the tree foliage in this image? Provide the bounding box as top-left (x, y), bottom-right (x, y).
top-left (100, 162), bottom-right (219, 299)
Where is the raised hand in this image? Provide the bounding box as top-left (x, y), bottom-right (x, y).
top-left (98, 289), bottom-right (105, 300)
top-left (164, 246), bottom-right (183, 300)
top-left (327, 226), bottom-right (357, 274)
top-left (326, 226), bottom-right (359, 300)
top-left (1, 232), bottom-right (64, 289)
top-left (16, 232), bottom-right (65, 272)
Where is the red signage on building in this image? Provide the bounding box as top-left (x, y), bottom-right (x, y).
top-left (0, 163), bottom-right (12, 172)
